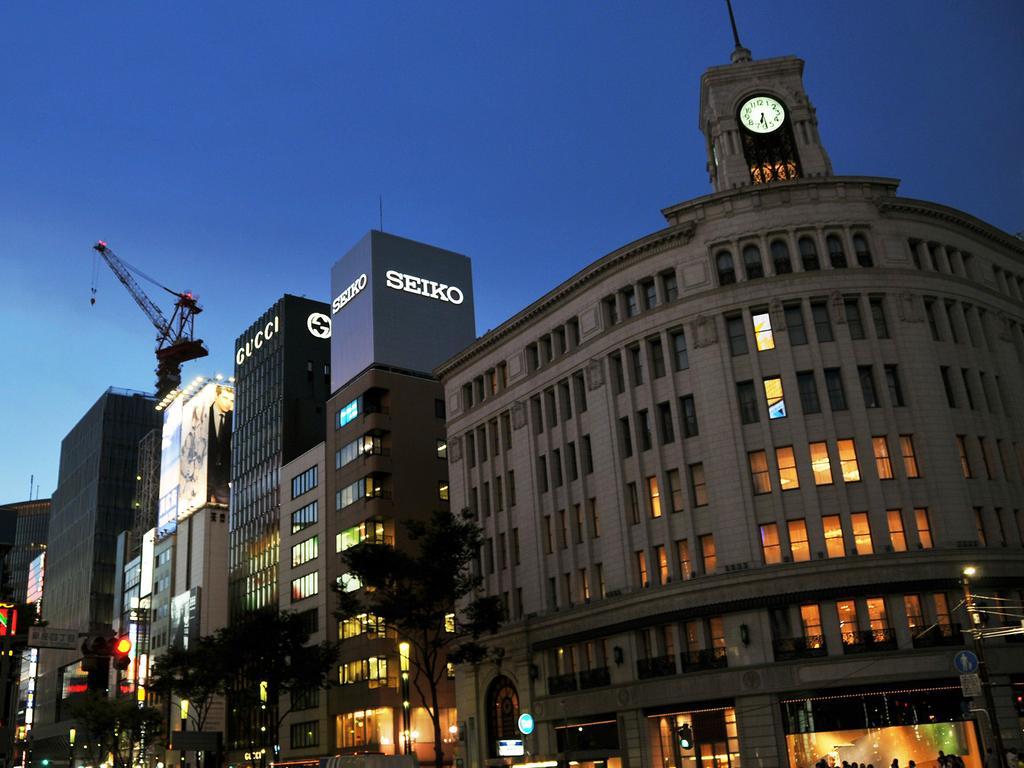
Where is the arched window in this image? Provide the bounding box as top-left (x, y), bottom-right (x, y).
top-left (742, 245), bottom-right (764, 280)
top-left (486, 675), bottom-right (519, 758)
top-left (716, 251), bottom-right (736, 285)
top-left (770, 240), bottom-right (792, 274)
top-left (853, 234), bottom-right (873, 267)
top-left (798, 237), bottom-right (820, 271)
top-left (826, 235), bottom-right (848, 268)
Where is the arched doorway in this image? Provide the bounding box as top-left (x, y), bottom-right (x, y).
top-left (486, 675), bottom-right (519, 757)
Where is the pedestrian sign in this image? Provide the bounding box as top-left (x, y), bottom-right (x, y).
top-left (953, 649), bottom-right (979, 674)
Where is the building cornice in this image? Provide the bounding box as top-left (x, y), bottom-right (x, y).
top-left (878, 197), bottom-right (1024, 255)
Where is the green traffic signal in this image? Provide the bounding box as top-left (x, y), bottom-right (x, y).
top-left (41, 760), bottom-right (50, 766)
top-left (677, 723), bottom-right (693, 751)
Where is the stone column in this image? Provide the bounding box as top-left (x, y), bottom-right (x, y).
top-left (736, 693), bottom-right (786, 768)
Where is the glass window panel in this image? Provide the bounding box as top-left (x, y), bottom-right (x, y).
top-left (788, 519), bottom-right (810, 562)
top-left (776, 446), bottom-right (799, 490)
top-left (764, 376), bottom-right (786, 419)
top-left (810, 442), bottom-right (833, 485)
top-left (752, 312), bottom-right (775, 351)
top-left (838, 439), bottom-right (861, 482)
top-left (823, 515), bottom-right (845, 558)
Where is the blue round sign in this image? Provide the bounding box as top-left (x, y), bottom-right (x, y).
top-left (953, 650), bottom-right (979, 674)
top-left (518, 712), bottom-right (535, 735)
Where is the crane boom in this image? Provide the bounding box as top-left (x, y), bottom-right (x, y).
top-left (91, 240), bottom-right (209, 400)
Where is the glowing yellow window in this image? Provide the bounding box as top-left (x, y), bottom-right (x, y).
top-left (776, 446), bottom-right (799, 490)
top-left (822, 515), bottom-right (845, 558)
top-left (850, 512), bottom-right (873, 555)
top-left (764, 377), bottom-right (786, 419)
top-left (788, 519), bottom-right (810, 562)
top-left (837, 439), bottom-right (861, 482)
top-left (887, 509), bottom-right (907, 552)
top-left (809, 442), bottom-right (833, 485)
top-left (752, 312), bottom-right (775, 351)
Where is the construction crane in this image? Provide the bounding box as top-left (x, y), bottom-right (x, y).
top-left (91, 240), bottom-right (208, 400)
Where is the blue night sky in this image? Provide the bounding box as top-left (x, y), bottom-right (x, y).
top-left (1, 2), bottom-right (1021, 501)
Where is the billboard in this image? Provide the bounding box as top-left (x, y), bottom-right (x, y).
top-left (170, 587), bottom-right (201, 649)
top-left (179, 381), bottom-right (234, 518)
top-left (157, 396), bottom-right (183, 538)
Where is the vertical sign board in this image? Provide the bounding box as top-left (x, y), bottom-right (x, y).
top-left (157, 396), bottom-right (183, 538)
top-left (178, 381), bottom-right (234, 519)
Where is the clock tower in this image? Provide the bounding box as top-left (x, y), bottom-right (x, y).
top-left (699, 40), bottom-right (833, 192)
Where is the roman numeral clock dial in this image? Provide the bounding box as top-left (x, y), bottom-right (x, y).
top-left (740, 95), bottom-right (785, 133)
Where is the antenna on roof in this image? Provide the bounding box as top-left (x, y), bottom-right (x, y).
top-left (725, 0), bottom-right (752, 63)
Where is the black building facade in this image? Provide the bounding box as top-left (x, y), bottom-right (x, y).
top-left (0, 499), bottom-right (51, 603)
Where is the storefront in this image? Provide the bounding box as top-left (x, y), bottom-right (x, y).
top-left (553, 715), bottom-right (622, 768)
top-left (646, 702), bottom-right (741, 767)
top-left (781, 682), bottom-right (981, 768)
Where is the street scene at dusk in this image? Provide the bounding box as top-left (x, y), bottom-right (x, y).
top-left (1, 3), bottom-right (1023, 768)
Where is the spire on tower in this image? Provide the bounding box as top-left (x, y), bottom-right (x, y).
top-left (725, 0), bottom-right (752, 63)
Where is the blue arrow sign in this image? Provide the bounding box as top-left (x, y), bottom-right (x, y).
top-left (953, 649), bottom-right (979, 674)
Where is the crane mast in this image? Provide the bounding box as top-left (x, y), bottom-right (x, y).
top-left (92, 241), bottom-right (209, 400)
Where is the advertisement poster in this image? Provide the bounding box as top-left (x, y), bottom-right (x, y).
top-left (179, 382), bottom-right (234, 518)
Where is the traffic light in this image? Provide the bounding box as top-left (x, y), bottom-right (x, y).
top-left (112, 635), bottom-right (132, 671)
top-left (677, 723), bottom-right (694, 751)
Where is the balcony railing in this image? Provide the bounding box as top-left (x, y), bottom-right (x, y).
top-left (637, 655), bottom-right (678, 679)
top-left (547, 672), bottom-right (578, 694)
top-left (680, 647), bottom-right (728, 672)
top-left (912, 623), bottom-right (963, 649)
top-left (842, 628), bottom-right (897, 653)
top-left (578, 666), bottom-right (611, 689)
top-left (773, 635), bottom-right (828, 661)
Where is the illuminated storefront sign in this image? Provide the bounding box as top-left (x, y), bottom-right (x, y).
top-left (235, 316), bottom-right (280, 365)
top-left (332, 273), bottom-right (368, 314)
top-left (385, 269), bottom-right (465, 305)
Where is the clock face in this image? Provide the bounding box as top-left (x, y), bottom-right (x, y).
top-left (740, 96), bottom-right (785, 134)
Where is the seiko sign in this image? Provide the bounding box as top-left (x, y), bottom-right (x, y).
top-left (332, 273), bottom-right (368, 315)
top-left (236, 316), bottom-right (279, 365)
top-left (385, 269), bottom-right (465, 305)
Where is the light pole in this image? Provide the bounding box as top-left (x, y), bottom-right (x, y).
top-left (68, 728), bottom-right (76, 768)
top-left (398, 642), bottom-right (411, 756)
top-left (960, 566), bottom-right (1006, 762)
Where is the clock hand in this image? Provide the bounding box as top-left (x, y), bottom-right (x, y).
top-left (759, 113), bottom-right (768, 127)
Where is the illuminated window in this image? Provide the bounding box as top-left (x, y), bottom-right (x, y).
top-left (749, 450), bottom-right (771, 494)
top-left (337, 520), bottom-right (387, 552)
top-left (444, 612), bottom-right (456, 633)
top-left (764, 377), bottom-right (786, 419)
top-left (291, 572), bottom-right (318, 603)
top-left (837, 439), bottom-right (861, 482)
top-left (700, 534), bottom-right (717, 573)
top-left (647, 476), bottom-right (662, 518)
top-left (904, 595), bottom-right (923, 631)
top-left (336, 399), bottom-right (359, 428)
top-left (956, 435), bottom-right (972, 478)
top-left (850, 513), bottom-right (873, 555)
top-left (752, 312), bottom-right (775, 350)
top-left (339, 613), bottom-right (389, 640)
top-left (438, 482), bottom-right (449, 502)
top-left (809, 442), bottom-right (833, 485)
top-left (291, 536), bottom-right (319, 568)
top-left (872, 436), bottom-right (893, 480)
top-left (836, 600), bottom-right (859, 644)
top-left (436, 439), bottom-right (447, 460)
top-left (800, 604), bottom-right (823, 646)
top-left (900, 435), bottom-right (920, 478)
top-left (934, 593), bottom-right (951, 628)
top-left (655, 545), bottom-right (669, 585)
top-left (291, 501), bottom-right (318, 534)
top-left (760, 523), bottom-right (781, 564)
top-left (887, 510), bottom-right (907, 552)
top-left (915, 508), bottom-right (933, 549)
top-left (636, 550), bottom-right (649, 587)
top-left (866, 597), bottom-right (889, 640)
top-left (788, 519), bottom-right (810, 562)
top-left (690, 463), bottom-right (708, 506)
top-left (339, 657), bottom-right (390, 688)
top-left (290, 721), bottom-right (319, 749)
top-left (823, 515), bottom-right (845, 558)
top-left (676, 539), bottom-right (691, 579)
top-left (776, 446), bottom-right (799, 490)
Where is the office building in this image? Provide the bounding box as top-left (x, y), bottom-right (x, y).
top-left (0, 499), bottom-right (50, 603)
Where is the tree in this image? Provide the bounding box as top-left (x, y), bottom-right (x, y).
top-left (335, 508), bottom-right (503, 768)
top-left (148, 635), bottom-right (227, 732)
top-left (68, 693), bottom-right (163, 768)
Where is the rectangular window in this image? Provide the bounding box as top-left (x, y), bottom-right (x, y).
top-left (589, 498), bottom-right (601, 538)
top-left (336, 399), bottom-right (359, 428)
top-left (824, 368), bottom-right (847, 410)
top-left (801, 604), bottom-right (823, 645)
top-left (760, 523), bottom-right (782, 564)
top-left (752, 311), bottom-right (776, 351)
top-left (291, 536), bottom-right (319, 567)
top-left (900, 435), bottom-right (920, 478)
top-left (858, 365), bottom-right (879, 408)
top-left (785, 304), bottom-right (808, 345)
top-left (574, 504), bottom-right (584, 543)
top-left (837, 439), bottom-right (861, 482)
top-left (812, 301), bottom-right (833, 342)
top-left (637, 409), bottom-right (652, 451)
top-left (657, 401), bottom-right (675, 444)
top-left (572, 373), bottom-right (587, 414)
top-left (580, 568), bottom-right (590, 601)
top-left (291, 572), bottom-right (319, 602)
top-left (690, 463), bottom-right (708, 507)
top-left (609, 353), bottom-right (625, 394)
top-left (680, 394), bottom-right (699, 437)
top-left (915, 508), bottom-right (933, 549)
top-left (887, 510), bottom-right (907, 552)
top-left (670, 329), bottom-right (689, 370)
top-left (796, 371), bottom-right (821, 415)
top-left (623, 287), bottom-right (638, 317)
top-left (508, 470), bottom-right (517, 506)
top-left (512, 528), bottom-right (521, 564)
top-left (291, 466), bottom-right (318, 499)
top-left (727, 315), bottom-right (748, 356)
top-left (837, 600), bottom-right (859, 645)
top-left (925, 299), bottom-right (941, 340)
top-left (666, 469), bottom-right (683, 513)
top-left (961, 368), bottom-right (976, 409)
top-left (290, 721), bottom-right (320, 749)
top-left (604, 295), bottom-right (620, 326)
top-left (776, 446), bottom-right (799, 490)
top-left (764, 376), bottom-right (787, 419)
top-left (642, 279), bottom-right (657, 310)
top-left (551, 448), bottom-right (563, 487)
top-left (655, 544), bottom-right (669, 585)
top-left (845, 298), bottom-right (865, 339)
top-left (974, 507), bottom-right (987, 546)
top-left (661, 270), bottom-right (679, 302)
top-left (647, 475), bottom-right (662, 518)
top-left (956, 435), bottom-right (972, 478)
top-left (538, 455), bottom-right (549, 492)
top-left (619, 417), bottom-right (633, 458)
top-left (749, 450), bottom-right (771, 494)
top-left (558, 509), bottom-right (568, 549)
top-left (940, 366), bottom-right (957, 407)
top-left (438, 482), bottom-right (449, 501)
top-left (904, 594), bottom-right (924, 632)
top-left (872, 436), bottom-right (893, 480)
top-left (788, 519), bottom-right (810, 562)
top-left (810, 442), bottom-right (833, 485)
top-left (629, 346), bottom-right (644, 385)
top-left (636, 550), bottom-right (649, 587)
top-left (649, 337), bottom-right (666, 378)
top-left (291, 501), bottom-right (318, 534)
top-left (823, 514), bottom-right (845, 558)
top-left (435, 439), bottom-right (447, 460)
top-left (627, 482), bottom-right (640, 524)
top-left (870, 298), bottom-right (890, 338)
top-left (676, 539), bottom-right (692, 579)
top-left (700, 534), bottom-right (717, 573)
top-left (866, 597), bottom-right (889, 640)
top-left (851, 512), bottom-right (873, 555)
top-left (543, 516), bottom-right (553, 554)
top-left (567, 443), bottom-right (578, 481)
top-left (582, 436), bottom-right (593, 474)
top-left (737, 380), bottom-right (759, 424)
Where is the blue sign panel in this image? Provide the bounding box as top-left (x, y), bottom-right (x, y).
top-left (953, 649), bottom-right (979, 674)
top-left (518, 712), bottom-right (535, 735)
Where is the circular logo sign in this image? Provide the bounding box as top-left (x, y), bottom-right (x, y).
top-left (307, 312), bottom-right (332, 339)
top-left (517, 712), bottom-right (535, 735)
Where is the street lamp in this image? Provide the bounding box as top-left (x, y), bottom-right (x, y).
top-left (399, 642), bottom-right (411, 756)
top-left (959, 565), bottom-right (1006, 761)
top-left (68, 728), bottom-right (76, 768)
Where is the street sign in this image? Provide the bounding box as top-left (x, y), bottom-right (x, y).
top-left (497, 739), bottom-right (525, 757)
top-left (960, 673), bottom-right (982, 698)
top-left (953, 649), bottom-right (979, 674)
top-left (518, 712), bottom-right (535, 735)
top-left (27, 626), bottom-right (80, 650)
